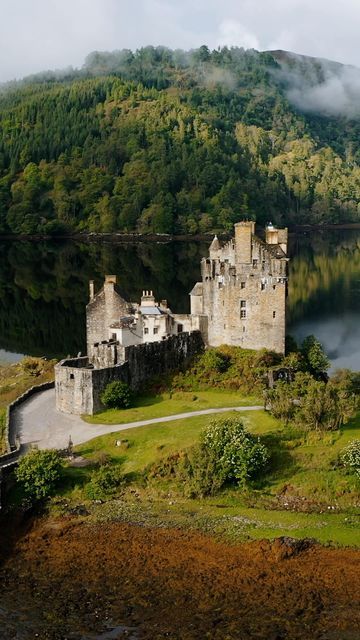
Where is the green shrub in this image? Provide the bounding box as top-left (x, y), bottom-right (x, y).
top-left (202, 349), bottom-right (230, 374)
top-left (86, 465), bottom-right (124, 500)
top-left (181, 416), bottom-right (269, 497)
top-left (101, 380), bottom-right (132, 409)
top-left (341, 440), bottom-right (360, 479)
top-left (15, 449), bottom-right (63, 500)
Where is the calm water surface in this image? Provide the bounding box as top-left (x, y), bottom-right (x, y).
top-left (0, 230), bottom-right (359, 370)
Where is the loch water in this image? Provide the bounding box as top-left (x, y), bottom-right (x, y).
top-left (1, 229), bottom-right (360, 371)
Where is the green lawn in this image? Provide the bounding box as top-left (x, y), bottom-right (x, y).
top-left (55, 407), bottom-right (360, 546)
top-left (82, 389), bottom-right (262, 425)
top-left (77, 409), bottom-right (277, 474)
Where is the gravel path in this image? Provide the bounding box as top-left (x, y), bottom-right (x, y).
top-left (12, 388), bottom-right (263, 450)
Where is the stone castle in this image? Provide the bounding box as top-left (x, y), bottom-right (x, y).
top-left (55, 221), bottom-right (288, 415)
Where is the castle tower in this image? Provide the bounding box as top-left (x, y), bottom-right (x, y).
top-left (197, 221), bottom-right (288, 354)
top-left (86, 275), bottom-right (130, 355)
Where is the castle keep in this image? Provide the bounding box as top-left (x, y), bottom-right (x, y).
top-left (191, 221), bottom-right (288, 353)
top-left (55, 221), bottom-right (288, 415)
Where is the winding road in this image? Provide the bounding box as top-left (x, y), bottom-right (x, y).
top-left (12, 388), bottom-right (263, 451)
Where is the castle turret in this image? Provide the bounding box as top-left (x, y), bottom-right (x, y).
top-left (265, 223), bottom-right (288, 255)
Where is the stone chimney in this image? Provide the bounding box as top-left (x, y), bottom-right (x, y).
top-left (234, 221), bottom-right (254, 264)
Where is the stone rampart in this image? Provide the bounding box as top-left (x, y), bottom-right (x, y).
top-left (124, 331), bottom-right (204, 391)
top-left (56, 331), bottom-right (204, 415)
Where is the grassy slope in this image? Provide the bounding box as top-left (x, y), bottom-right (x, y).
top-left (57, 407), bottom-right (360, 547)
top-left (83, 390), bottom-right (262, 425)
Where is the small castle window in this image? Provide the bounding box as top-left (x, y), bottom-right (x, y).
top-left (240, 309), bottom-right (246, 319)
top-left (153, 327), bottom-right (158, 335)
top-left (178, 324), bottom-right (183, 333)
top-left (252, 259), bottom-right (258, 268)
top-left (69, 373), bottom-right (74, 380)
top-left (273, 285), bottom-right (276, 290)
top-left (261, 282), bottom-right (265, 291)
top-left (240, 281), bottom-right (246, 289)
top-left (273, 311), bottom-right (276, 318)
top-left (144, 328), bottom-right (149, 334)
top-left (240, 300), bottom-right (246, 308)
top-left (243, 326), bottom-right (246, 332)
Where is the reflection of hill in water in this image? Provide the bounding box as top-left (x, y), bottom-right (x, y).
top-left (288, 230), bottom-right (360, 324)
top-left (0, 240), bottom-right (207, 358)
top-left (1, 231), bottom-right (360, 359)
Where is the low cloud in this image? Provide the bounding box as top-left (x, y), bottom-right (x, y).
top-left (277, 56), bottom-right (360, 118)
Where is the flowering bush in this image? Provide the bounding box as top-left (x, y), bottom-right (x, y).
top-left (201, 417), bottom-right (269, 484)
top-left (341, 440), bottom-right (360, 479)
top-left (181, 416), bottom-right (269, 497)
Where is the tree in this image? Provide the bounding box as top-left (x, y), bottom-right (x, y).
top-left (101, 380), bottom-right (132, 409)
top-left (301, 335), bottom-right (330, 375)
top-left (266, 381), bottom-right (295, 426)
top-left (182, 417), bottom-right (269, 496)
top-left (15, 450), bottom-right (63, 500)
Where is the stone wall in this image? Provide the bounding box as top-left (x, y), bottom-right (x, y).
top-left (55, 358), bottom-right (95, 415)
top-left (123, 331), bottom-right (204, 391)
top-left (56, 331), bottom-right (204, 415)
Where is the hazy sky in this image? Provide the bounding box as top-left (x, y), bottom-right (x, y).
top-left (0, 0), bottom-right (359, 82)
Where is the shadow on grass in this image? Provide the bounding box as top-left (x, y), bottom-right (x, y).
top-left (341, 413), bottom-right (360, 434)
top-left (260, 430), bottom-right (301, 485)
top-left (57, 466), bottom-right (94, 494)
top-left (133, 394), bottom-right (165, 408)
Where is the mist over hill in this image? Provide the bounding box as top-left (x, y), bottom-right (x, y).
top-left (1, 45), bottom-right (360, 235)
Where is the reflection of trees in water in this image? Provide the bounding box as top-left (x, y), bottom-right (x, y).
top-left (2, 231), bottom-right (360, 358)
top-left (0, 240), bottom-right (207, 357)
top-left (288, 230), bottom-right (360, 324)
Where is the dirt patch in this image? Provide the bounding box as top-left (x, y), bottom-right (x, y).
top-left (0, 516), bottom-right (359, 639)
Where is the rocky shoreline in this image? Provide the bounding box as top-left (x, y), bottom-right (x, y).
top-left (1, 223), bottom-right (360, 245)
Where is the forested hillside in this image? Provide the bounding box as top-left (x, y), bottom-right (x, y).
top-left (1, 46), bottom-right (360, 235)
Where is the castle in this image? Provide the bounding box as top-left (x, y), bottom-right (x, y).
top-left (55, 221), bottom-right (288, 414)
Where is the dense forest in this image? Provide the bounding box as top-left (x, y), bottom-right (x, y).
top-left (1, 45), bottom-right (360, 235)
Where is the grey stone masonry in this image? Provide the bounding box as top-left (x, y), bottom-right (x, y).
top-left (55, 331), bottom-right (204, 415)
top-left (194, 221), bottom-right (288, 354)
